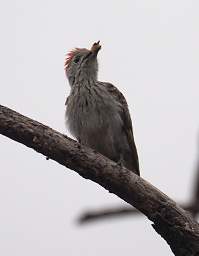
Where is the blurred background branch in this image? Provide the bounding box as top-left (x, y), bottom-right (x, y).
top-left (184, 156), bottom-right (199, 218)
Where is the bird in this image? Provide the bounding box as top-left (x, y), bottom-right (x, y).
top-left (64, 41), bottom-right (140, 176)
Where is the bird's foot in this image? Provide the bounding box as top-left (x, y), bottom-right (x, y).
top-left (77, 138), bottom-right (82, 149)
top-left (116, 153), bottom-right (125, 169)
top-left (63, 134), bottom-right (68, 139)
top-left (116, 158), bottom-right (124, 168)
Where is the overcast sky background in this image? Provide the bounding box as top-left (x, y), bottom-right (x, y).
top-left (0, 0), bottom-right (199, 255)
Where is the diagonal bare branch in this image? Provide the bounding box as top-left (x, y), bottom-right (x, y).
top-left (79, 134), bottom-right (199, 223)
top-left (0, 104), bottom-right (199, 255)
top-left (78, 156), bottom-right (199, 223)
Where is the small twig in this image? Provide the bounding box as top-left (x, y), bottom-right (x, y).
top-left (78, 206), bottom-right (139, 224)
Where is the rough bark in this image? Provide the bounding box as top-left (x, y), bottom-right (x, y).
top-left (0, 104), bottom-right (199, 255)
top-left (78, 158), bottom-right (199, 223)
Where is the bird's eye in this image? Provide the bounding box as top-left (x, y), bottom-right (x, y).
top-left (74, 56), bottom-right (80, 63)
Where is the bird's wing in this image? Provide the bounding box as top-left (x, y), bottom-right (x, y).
top-left (101, 82), bottom-right (140, 175)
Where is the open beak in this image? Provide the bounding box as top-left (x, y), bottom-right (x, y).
top-left (90, 41), bottom-right (101, 56)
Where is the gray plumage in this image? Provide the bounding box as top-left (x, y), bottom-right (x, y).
top-left (65, 42), bottom-right (140, 175)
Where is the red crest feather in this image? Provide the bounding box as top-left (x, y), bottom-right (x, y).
top-left (64, 48), bottom-right (80, 70)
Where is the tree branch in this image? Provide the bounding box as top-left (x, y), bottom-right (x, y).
top-left (0, 104), bottom-right (199, 255)
top-left (78, 154), bottom-right (199, 223)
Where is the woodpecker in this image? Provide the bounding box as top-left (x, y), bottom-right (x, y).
top-left (64, 41), bottom-right (140, 175)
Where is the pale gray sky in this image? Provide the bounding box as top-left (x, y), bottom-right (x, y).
top-left (0, 0), bottom-right (199, 255)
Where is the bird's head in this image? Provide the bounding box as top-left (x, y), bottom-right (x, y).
top-left (64, 41), bottom-right (101, 86)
